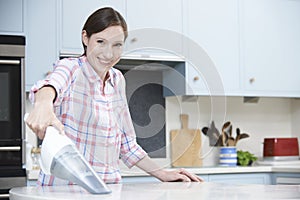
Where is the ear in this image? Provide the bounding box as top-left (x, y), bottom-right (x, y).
top-left (82, 30), bottom-right (88, 46)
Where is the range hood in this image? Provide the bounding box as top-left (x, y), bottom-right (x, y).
top-left (60, 52), bottom-right (185, 71)
top-left (115, 56), bottom-right (184, 71)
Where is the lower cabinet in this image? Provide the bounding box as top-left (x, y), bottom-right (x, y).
top-left (122, 173), bottom-right (270, 184)
top-left (271, 173), bottom-right (300, 185)
top-left (206, 173), bottom-right (271, 185)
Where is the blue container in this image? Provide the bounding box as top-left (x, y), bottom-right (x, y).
top-left (219, 147), bottom-right (237, 166)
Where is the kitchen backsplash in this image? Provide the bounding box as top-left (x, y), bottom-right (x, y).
top-left (166, 96), bottom-right (300, 166)
top-left (25, 93), bottom-right (300, 167)
top-left (291, 99), bottom-right (300, 139)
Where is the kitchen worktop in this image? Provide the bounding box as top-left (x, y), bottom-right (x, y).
top-left (10, 182), bottom-right (300, 200)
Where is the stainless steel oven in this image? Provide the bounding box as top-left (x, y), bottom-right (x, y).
top-left (0, 35), bottom-right (26, 199)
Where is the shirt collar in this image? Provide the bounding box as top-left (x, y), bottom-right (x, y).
top-left (80, 56), bottom-right (115, 87)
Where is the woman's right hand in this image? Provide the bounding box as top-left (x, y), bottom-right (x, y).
top-left (25, 86), bottom-right (64, 139)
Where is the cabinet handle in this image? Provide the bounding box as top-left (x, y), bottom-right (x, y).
top-left (0, 146), bottom-right (21, 151)
top-left (130, 37), bottom-right (138, 43)
top-left (0, 59), bottom-right (20, 65)
top-left (44, 71), bottom-right (51, 77)
top-left (193, 76), bottom-right (199, 81)
top-left (0, 194), bottom-right (9, 198)
top-left (249, 78), bottom-right (255, 84)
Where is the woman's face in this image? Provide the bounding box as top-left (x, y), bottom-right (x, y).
top-left (82, 26), bottom-right (125, 77)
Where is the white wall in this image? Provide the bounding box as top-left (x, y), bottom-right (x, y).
top-left (291, 99), bottom-right (300, 150)
top-left (166, 96), bottom-right (295, 166)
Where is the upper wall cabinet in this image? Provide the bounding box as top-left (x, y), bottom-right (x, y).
top-left (240, 0), bottom-right (300, 97)
top-left (0, 0), bottom-right (24, 34)
top-left (59, 0), bottom-right (125, 55)
top-left (24, 0), bottom-right (58, 90)
top-left (124, 0), bottom-right (184, 59)
top-left (181, 0), bottom-right (240, 95)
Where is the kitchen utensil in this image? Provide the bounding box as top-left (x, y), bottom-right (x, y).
top-left (202, 121), bottom-right (221, 146)
top-left (170, 114), bottom-right (202, 167)
top-left (24, 114), bottom-right (111, 194)
top-left (227, 124), bottom-right (232, 137)
top-left (221, 121), bottom-right (231, 146)
top-left (227, 137), bottom-right (235, 146)
top-left (226, 124), bottom-right (236, 146)
top-left (234, 128), bottom-right (249, 145)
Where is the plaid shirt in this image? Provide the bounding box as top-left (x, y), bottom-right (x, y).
top-left (30, 56), bottom-right (147, 185)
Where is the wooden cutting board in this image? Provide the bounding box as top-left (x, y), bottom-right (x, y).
top-left (170, 114), bottom-right (202, 167)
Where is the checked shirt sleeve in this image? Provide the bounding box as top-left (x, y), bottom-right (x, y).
top-left (29, 59), bottom-right (77, 106)
top-left (118, 74), bottom-right (148, 168)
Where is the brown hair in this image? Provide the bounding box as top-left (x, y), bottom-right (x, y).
top-left (81, 7), bottom-right (128, 56)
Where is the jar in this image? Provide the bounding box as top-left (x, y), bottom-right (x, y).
top-left (31, 147), bottom-right (41, 170)
top-left (219, 146), bottom-right (237, 166)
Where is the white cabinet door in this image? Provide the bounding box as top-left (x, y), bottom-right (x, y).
top-left (272, 173), bottom-right (300, 185)
top-left (124, 0), bottom-right (183, 59)
top-left (184, 0), bottom-right (240, 96)
top-left (25, 0), bottom-right (57, 90)
top-left (241, 0), bottom-right (300, 97)
top-left (126, 0), bottom-right (182, 32)
top-left (0, 0), bottom-right (24, 33)
top-left (59, 0), bottom-right (125, 55)
top-left (209, 173), bottom-right (271, 184)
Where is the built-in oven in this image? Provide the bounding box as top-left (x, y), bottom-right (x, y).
top-left (0, 35), bottom-right (26, 199)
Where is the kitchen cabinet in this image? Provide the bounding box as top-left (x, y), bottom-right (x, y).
top-left (207, 173), bottom-right (271, 185)
top-left (240, 0), bottom-right (300, 97)
top-left (124, 0), bottom-right (183, 59)
top-left (24, 0), bottom-right (58, 91)
top-left (122, 172), bottom-right (272, 185)
top-left (166, 0), bottom-right (300, 97)
top-left (271, 173), bottom-right (300, 185)
top-left (183, 0), bottom-right (240, 96)
top-left (0, 0), bottom-right (24, 34)
top-left (58, 0), bottom-right (125, 55)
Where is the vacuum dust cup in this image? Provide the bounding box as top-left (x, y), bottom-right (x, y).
top-left (39, 126), bottom-right (111, 194)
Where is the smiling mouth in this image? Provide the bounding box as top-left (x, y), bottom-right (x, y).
top-left (97, 58), bottom-right (112, 66)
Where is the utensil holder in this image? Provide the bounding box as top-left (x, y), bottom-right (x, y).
top-left (219, 147), bottom-right (237, 166)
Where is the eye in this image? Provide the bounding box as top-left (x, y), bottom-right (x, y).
top-left (97, 40), bottom-right (104, 44)
top-left (114, 43), bottom-right (123, 47)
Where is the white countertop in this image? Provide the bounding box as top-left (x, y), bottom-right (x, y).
top-left (10, 182), bottom-right (300, 200)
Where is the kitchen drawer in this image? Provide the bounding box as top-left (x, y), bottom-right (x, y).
top-left (208, 173), bottom-right (271, 185)
top-left (272, 173), bottom-right (300, 185)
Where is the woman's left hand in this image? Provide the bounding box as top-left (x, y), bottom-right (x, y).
top-left (135, 156), bottom-right (203, 182)
top-left (157, 168), bottom-right (204, 182)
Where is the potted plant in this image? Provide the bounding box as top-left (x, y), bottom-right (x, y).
top-left (237, 150), bottom-right (257, 166)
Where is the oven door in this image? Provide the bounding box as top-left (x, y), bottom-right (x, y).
top-left (0, 58), bottom-right (22, 168)
top-left (0, 57), bottom-right (22, 141)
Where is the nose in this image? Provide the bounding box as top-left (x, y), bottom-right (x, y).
top-left (102, 45), bottom-right (113, 60)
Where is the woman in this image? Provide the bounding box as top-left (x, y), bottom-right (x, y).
top-left (26, 7), bottom-right (202, 185)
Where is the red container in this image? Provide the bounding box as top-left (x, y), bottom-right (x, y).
top-left (263, 138), bottom-right (299, 158)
